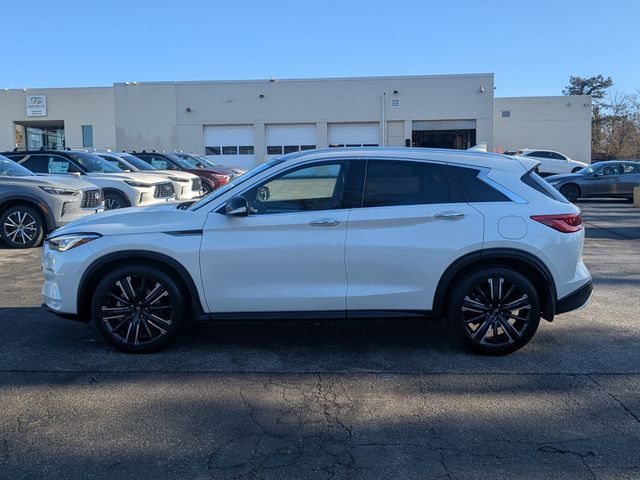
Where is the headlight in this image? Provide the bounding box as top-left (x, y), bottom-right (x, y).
top-left (48, 233), bottom-right (102, 252)
top-left (124, 181), bottom-right (152, 188)
top-left (169, 176), bottom-right (189, 182)
top-left (39, 186), bottom-right (78, 195)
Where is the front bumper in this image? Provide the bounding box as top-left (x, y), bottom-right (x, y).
top-left (556, 279), bottom-right (593, 314)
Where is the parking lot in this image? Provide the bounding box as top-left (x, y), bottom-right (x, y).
top-left (0, 199), bottom-right (639, 479)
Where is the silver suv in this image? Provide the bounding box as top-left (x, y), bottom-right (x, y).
top-left (0, 155), bottom-right (103, 248)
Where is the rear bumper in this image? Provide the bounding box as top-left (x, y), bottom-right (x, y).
top-left (556, 279), bottom-right (593, 314)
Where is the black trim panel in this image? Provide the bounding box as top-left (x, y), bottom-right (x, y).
top-left (206, 310), bottom-right (435, 321)
top-left (556, 280), bottom-right (593, 314)
top-left (163, 229), bottom-right (203, 236)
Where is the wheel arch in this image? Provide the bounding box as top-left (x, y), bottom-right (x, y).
top-left (77, 250), bottom-right (205, 322)
top-left (101, 188), bottom-right (132, 207)
top-left (433, 248), bottom-right (557, 322)
top-left (0, 195), bottom-right (53, 231)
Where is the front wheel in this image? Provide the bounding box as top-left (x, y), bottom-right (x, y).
top-left (448, 268), bottom-right (541, 355)
top-left (0, 205), bottom-right (45, 248)
top-left (91, 264), bottom-right (186, 353)
top-left (559, 184), bottom-right (580, 203)
top-left (104, 191), bottom-right (131, 210)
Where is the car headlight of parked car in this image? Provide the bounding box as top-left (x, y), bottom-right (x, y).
top-left (48, 233), bottom-right (102, 252)
top-left (124, 181), bottom-right (152, 188)
top-left (39, 186), bottom-right (78, 195)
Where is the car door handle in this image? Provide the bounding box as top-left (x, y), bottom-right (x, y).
top-left (309, 219), bottom-right (341, 227)
top-left (433, 212), bottom-right (466, 220)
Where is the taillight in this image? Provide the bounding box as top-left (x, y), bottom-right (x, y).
top-left (531, 214), bottom-right (583, 233)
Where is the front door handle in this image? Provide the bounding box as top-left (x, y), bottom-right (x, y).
top-left (434, 212), bottom-right (466, 220)
top-left (309, 219), bottom-right (341, 227)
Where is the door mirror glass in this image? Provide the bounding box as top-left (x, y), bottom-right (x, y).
top-left (257, 186), bottom-right (270, 202)
top-left (225, 196), bottom-right (249, 217)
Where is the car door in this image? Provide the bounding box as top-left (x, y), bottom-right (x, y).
top-left (582, 164), bottom-right (622, 197)
top-left (548, 152), bottom-right (571, 174)
top-left (199, 159), bottom-right (360, 313)
top-left (618, 163), bottom-right (640, 196)
top-left (344, 159), bottom-right (484, 313)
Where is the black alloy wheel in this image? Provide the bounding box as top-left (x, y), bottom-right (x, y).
top-left (92, 265), bottom-right (185, 353)
top-left (104, 192), bottom-right (130, 210)
top-left (559, 184), bottom-right (580, 203)
top-left (0, 205), bottom-right (45, 248)
top-left (449, 268), bottom-right (541, 355)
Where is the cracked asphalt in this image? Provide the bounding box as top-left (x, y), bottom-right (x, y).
top-left (0, 199), bottom-right (639, 479)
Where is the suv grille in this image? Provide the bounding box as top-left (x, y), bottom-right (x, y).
top-left (154, 182), bottom-right (175, 198)
top-left (81, 189), bottom-right (103, 209)
top-left (191, 177), bottom-right (202, 192)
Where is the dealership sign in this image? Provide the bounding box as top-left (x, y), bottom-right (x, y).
top-left (26, 95), bottom-right (47, 117)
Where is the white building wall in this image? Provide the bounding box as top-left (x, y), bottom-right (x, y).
top-left (494, 96), bottom-right (592, 163)
top-left (0, 87), bottom-right (115, 151)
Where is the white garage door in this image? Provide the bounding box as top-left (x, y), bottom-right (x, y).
top-left (204, 125), bottom-right (255, 169)
top-left (328, 122), bottom-right (380, 147)
top-left (266, 124), bottom-right (317, 159)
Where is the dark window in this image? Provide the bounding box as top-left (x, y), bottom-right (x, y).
top-left (81, 125), bottom-right (94, 148)
top-left (549, 152), bottom-right (566, 160)
top-left (526, 151), bottom-right (551, 159)
top-left (243, 162), bottom-right (348, 214)
top-left (16, 155), bottom-right (49, 173)
top-left (267, 146), bottom-right (283, 155)
top-left (363, 160), bottom-right (455, 207)
top-left (601, 164), bottom-right (624, 175)
top-left (222, 146), bottom-right (238, 155)
top-left (205, 146), bottom-right (221, 155)
top-left (450, 167), bottom-right (510, 202)
top-left (346, 144), bottom-right (361, 148)
top-left (363, 143), bottom-right (379, 147)
top-left (238, 146), bottom-right (254, 155)
top-left (329, 144), bottom-right (344, 148)
top-left (20, 154), bottom-right (81, 174)
top-left (283, 145), bottom-right (299, 154)
top-left (300, 145), bottom-right (316, 151)
top-left (142, 155), bottom-right (170, 170)
top-left (501, 110), bottom-right (511, 118)
top-left (623, 163), bottom-right (640, 174)
top-left (520, 170), bottom-right (569, 203)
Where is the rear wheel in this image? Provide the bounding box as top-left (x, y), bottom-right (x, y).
top-left (559, 184), bottom-right (580, 203)
top-left (104, 191), bottom-right (130, 210)
top-left (448, 268), bottom-right (541, 355)
top-left (91, 264), bottom-right (186, 353)
top-left (0, 205), bottom-right (45, 248)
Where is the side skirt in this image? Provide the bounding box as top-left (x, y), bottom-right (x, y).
top-left (198, 310), bottom-right (436, 322)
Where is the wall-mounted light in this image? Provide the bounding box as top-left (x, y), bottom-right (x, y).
top-left (583, 103), bottom-right (590, 108)
top-left (269, 77), bottom-right (276, 83)
top-left (393, 90), bottom-right (399, 95)
top-left (186, 107), bottom-right (192, 113)
top-left (258, 94), bottom-right (265, 99)
top-left (479, 85), bottom-right (485, 93)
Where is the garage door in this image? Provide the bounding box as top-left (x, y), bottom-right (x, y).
top-left (266, 124), bottom-right (317, 159)
top-left (328, 122), bottom-right (379, 148)
top-left (204, 125), bottom-right (255, 169)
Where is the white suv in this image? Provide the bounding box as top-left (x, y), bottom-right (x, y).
top-left (41, 148), bottom-right (592, 355)
top-left (513, 149), bottom-right (588, 175)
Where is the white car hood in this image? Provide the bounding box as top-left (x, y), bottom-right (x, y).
top-left (5, 175), bottom-right (97, 190)
top-left (157, 170), bottom-right (199, 180)
top-left (86, 172), bottom-right (170, 184)
top-left (51, 203), bottom-right (207, 237)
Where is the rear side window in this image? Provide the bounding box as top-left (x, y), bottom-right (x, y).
top-left (521, 170), bottom-right (569, 203)
top-left (363, 160), bottom-right (456, 207)
top-left (450, 167), bottom-right (510, 202)
top-left (16, 155), bottom-right (50, 173)
top-left (526, 151), bottom-right (551, 159)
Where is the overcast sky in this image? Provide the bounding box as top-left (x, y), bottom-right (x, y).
top-left (2, 0), bottom-right (638, 97)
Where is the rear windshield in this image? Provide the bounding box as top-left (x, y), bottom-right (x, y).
top-left (521, 170), bottom-right (569, 203)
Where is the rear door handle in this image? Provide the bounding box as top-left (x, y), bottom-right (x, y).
top-left (434, 212), bottom-right (466, 220)
top-left (309, 219), bottom-right (341, 227)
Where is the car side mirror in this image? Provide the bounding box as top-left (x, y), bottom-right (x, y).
top-left (594, 171), bottom-right (603, 177)
top-left (257, 186), bottom-right (270, 201)
top-left (225, 196), bottom-right (249, 217)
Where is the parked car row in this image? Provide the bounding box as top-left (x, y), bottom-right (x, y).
top-left (0, 149), bottom-right (244, 248)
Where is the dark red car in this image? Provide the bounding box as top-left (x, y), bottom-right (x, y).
top-left (133, 152), bottom-right (241, 194)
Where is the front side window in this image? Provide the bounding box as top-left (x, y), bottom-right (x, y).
top-left (601, 164), bottom-right (623, 175)
top-left (242, 162), bottom-right (348, 214)
top-left (363, 160), bottom-right (456, 207)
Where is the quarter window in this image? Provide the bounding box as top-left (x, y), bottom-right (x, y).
top-left (363, 160), bottom-right (456, 207)
top-left (243, 162), bottom-right (348, 214)
top-left (450, 167), bottom-right (510, 202)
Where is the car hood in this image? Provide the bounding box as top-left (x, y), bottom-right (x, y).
top-left (50, 203), bottom-right (207, 237)
top-left (86, 172), bottom-right (169, 183)
top-left (157, 170), bottom-right (199, 180)
top-left (546, 173), bottom-right (582, 182)
top-left (2, 174), bottom-right (97, 190)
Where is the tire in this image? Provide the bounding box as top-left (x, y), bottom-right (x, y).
top-left (201, 182), bottom-right (213, 195)
top-left (0, 204), bottom-right (45, 248)
top-left (448, 267), bottom-right (541, 356)
top-left (559, 184), bottom-right (580, 203)
top-left (91, 264), bottom-right (186, 353)
top-left (104, 191), bottom-right (131, 210)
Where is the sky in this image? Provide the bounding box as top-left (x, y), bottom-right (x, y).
top-left (2, 0), bottom-right (639, 97)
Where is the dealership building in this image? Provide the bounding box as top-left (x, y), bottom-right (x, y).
top-left (0, 73), bottom-right (592, 169)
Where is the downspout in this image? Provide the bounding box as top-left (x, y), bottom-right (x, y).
top-left (380, 92), bottom-right (386, 146)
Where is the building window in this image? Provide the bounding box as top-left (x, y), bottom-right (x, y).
top-left (222, 146), bottom-right (238, 155)
top-left (238, 146), bottom-right (254, 155)
top-left (501, 111), bottom-right (511, 118)
top-left (267, 146), bottom-right (283, 155)
top-left (300, 145), bottom-right (316, 151)
top-left (205, 146), bottom-right (221, 155)
top-left (284, 145), bottom-right (299, 154)
top-left (391, 98), bottom-right (400, 107)
top-left (81, 125), bottom-right (93, 148)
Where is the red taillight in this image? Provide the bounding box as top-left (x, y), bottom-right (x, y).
top-left (531, 214), bottom-right (583, 233)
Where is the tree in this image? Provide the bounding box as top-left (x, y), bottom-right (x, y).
top-left (563, 75), bottom-right (613, 104)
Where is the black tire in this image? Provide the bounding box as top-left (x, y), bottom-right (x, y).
top-left (559, 184), bottom-right (580, 203)
top-left (448, 267), bottom-right (541, 356)
top-left (201, 182), bottom-right (213, 195)
top-left (0, 204), bottom-right (45, 248)
top-left (104, 191), bottom-right (131, 210)
top-left (91, 264), bottom-right (186, 353)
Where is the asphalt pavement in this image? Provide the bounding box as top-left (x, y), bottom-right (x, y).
top-left (0, 199), bottom-right (639, 479)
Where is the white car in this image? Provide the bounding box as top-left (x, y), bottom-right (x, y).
top-left (95, 151), bottom-right (203, 200)
top-left (6, 150), bottom-right (176, 209)
top-left (41, 147), bottom-right (592, 355)
top-left (512, 149), bottom-right (588, 175)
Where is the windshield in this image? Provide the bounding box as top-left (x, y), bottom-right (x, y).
top-left (576, 165), bottom-right (596, 175)
top-left (69, 152), bottom-right (122, 173)
top-left (165, 154), bottom-right (200, 169)
top-left (118, 153), bottom-right (157, 171)
top-left (190, 157), bottom-right (286, 210)
top-left (0, 155), bottom-right (34, 177)
top-left (174, 153), bottom-right (219, 168)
